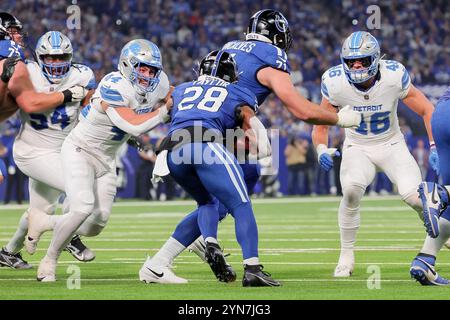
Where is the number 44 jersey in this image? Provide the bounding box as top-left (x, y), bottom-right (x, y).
top-left (321, 59), bottom-right (411, 145)
top-left (16, 61), bottom-right (96, 150)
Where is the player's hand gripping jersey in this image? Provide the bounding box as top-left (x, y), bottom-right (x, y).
top-left (68, 70), bottom-right (169, 166)
top-left (15, 61), bottom-right (96, 150)
top-left (321, 59), bottom-right (411, 145)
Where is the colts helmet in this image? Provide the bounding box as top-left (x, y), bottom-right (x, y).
top-left (198, 50), bottom-right (238, 83)
top-left (36, 31), bottom-right (73, 83)
top-left (245, 9), bottom-right (292, 53)
top-left (340, 31), bottom-right (381, 84)
top-left (118, 39), bottom-right (163, 95)
top-left (0, 12), bottom-right (26, 45)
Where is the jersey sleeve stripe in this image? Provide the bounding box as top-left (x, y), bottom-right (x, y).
top-left (321, 82), bottom-right (330, 98)
top-left (401, 69), bottom-right (410, 90)
top-left (100, 86), bottom-right (124, 102)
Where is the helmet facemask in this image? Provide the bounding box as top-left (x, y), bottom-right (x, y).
top-left (130, 60), bottom-right (161, 94)
top-left (40, 53), bottom-right (72, 83)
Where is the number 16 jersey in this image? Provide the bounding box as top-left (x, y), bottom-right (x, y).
top-left (321, 59), bottom-right (411, 146)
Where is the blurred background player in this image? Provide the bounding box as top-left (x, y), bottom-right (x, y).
top-left (0, 31), bottom-right (97, 269)
top-left (139, 9), bottom-right (362, 284)
top-left (141, 50), bottom-right (279, 286)
top-left (311, 31), bottom-right (437, 277)
top-left (25, 39), bottom-right (171, 281)
top-left (411, 86), bottom-right (450, 286)
top-left (0, 12), bottom-right (26, 48)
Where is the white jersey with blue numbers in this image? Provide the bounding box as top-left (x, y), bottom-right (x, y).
top-left (67, 70), bottom-right (169, 167)
top-left (15, 61), bottom-right (96, 150)
top-left (321, 59), bottom-right (411, 145)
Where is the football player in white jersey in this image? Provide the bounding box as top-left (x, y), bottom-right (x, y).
top-left (311, 31), bottom-right (437, 277)
top-left (25, 39), bottom-right (172, 281)
top-left (0, 31), bottom-right (97, 269)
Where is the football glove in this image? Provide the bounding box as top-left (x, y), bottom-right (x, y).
top-left (1, 56), bottom-right (20, 83)
top-left (317, 144), bottom-right (340, 171)
top-left (62, 85), bottom-right (88, 103)
top-left (429, 145), bottom-right (439, 175)
top-left (336, 105), bottom-right (362, 129)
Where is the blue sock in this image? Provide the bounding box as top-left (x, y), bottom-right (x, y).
top-left (171, 210), bottom-right (201, 247)
top-left (231, 202), bottom-right (258, 260)
top-left (197, 201), bottom-right (220, 240)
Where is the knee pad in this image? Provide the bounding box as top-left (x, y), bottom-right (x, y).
top-left (341, 184), bottom-right (365, 209)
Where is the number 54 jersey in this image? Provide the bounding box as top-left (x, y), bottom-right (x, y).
top-left (321, 59), bottom-right (411, 146)
top-left (15, 61), bottom-right (96, 151)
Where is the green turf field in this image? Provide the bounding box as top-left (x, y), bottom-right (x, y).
top-left (0, 196), bottom-right (449, 300)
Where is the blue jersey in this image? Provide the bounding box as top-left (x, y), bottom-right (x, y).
top-left (222, 40), bottom-right (291, 105)
top-left (438, 86), bottom-right (450, 105)
top-left (169, 75), bottom-right (258, 135)
top-left (0, 40), bottom-right (25, 60)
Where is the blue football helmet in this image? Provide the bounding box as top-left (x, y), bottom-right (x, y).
top-left (118, 39), bottom-right (163, 95)
top-left (340, 31), bottom-right (380, 84)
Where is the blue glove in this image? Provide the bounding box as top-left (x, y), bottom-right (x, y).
top-left (429, 146), bottom-right (439, 175)
top-left (317, 145), bottom-right (341, 171)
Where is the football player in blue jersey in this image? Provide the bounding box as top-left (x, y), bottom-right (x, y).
top-left (411, 86), bottom-right (450, 285)
top-left (140, 50), bottom-right (279, 286)
top-left (140, 9), bottom-right (362, 284)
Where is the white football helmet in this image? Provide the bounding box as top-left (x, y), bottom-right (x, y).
top-left (118, 39), bottom-right (163, 95)
top-left (35, 31), bottom-right (73, 84)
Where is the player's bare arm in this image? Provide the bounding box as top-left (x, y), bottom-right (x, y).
top-left (8, 61), bottom-right (85, 113)
top-left (257, 67), bottom-right (341, 125)
top-left (402, 84), bottom-right (435, 143)
top-left (312, 97), bottom-right (337, 147)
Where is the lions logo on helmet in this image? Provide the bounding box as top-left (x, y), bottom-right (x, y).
top-left (340, 31), bottom-right (381, 84)
top-left (118, 39), bottom-right (163, 95)
top-left (36, 31), bottom-right (73, 84)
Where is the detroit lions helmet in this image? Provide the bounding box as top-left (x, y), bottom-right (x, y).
top-left (340, 31), bottom-right (381, 84)
top-left (199, 50), bottom-right (238, 83)
top-left (118, 39), bottom-right (163, 95)
top-left (36, 31), bottom-right (73, 83)
top-left (245, 9), bottom-right (292, 53)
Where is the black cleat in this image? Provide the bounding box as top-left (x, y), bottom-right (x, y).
top-left (242, 264), bottom-right (281, 287)
top-left (205, 242), bottom-right (237, 282)
top-left (64, 235), bottom-right (96, 262)
top-left (0, 248), bottom-right (32, 269)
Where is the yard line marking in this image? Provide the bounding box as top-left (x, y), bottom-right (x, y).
top-left (0, 195), bottom-right (404, 211)
top-left (0, 238), bottom-right (425, 242)
top-left (0, 278), bottom-right (416, 282)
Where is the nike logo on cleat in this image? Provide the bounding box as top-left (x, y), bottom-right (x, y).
top-left (432, 185), bottom-right (439, 204)
top-left (147, 267), bottom-right (164, 278)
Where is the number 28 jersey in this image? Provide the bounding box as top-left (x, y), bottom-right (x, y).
top-left (16, 61), bottom-right (96, 150)
top-left (321, 59), bottom-right (411, 145)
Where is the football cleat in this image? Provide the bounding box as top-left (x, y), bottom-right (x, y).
top-left (410, 255), bottom-right (449, 286)
top-left (204, 242), bottom-right (236, 283)
top-left (242, 264), bottom-right (281, 287)
top-left (37, 255), bottom-right (57, 282)
top-left (418, 182), bottom-right (445, 238)
top-left (139, 263), bottom-right (187, 284)
top-left (25, 208), bottom-right (52, 255)
top-left (187, 237), bottom-right (207, 262)
top-left (65, 235), bottom-right (96, 262)
top-left (333, 264), bottom-right (354, 277)
top-left (0, 248), bottom-right (32, 269)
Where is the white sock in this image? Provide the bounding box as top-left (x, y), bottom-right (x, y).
top-left (5, 211), bottom-right (29, 253)
top-left (243, 257), bottom-right (260, 266)
top-left (46, 212), bottom-right (88, 260)
top-left (420, 218), bottom-right (450, 257)
top-left (205, 237), bottom-right (218, 244)
top-left (338, 196), bottom-right (361, 266)
top-left (147, 237), bottom-right (186, 267)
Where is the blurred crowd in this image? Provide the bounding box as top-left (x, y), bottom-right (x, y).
top-left (0, 0), bottom-right (448, 200)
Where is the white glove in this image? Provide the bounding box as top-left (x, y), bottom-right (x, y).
top-left (62, 85), bottom-right (88, 103)
top-left (336, 105), bottom-right (361, 128)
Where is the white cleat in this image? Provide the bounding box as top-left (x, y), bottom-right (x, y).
top-left (445, 238), bottom-right (450, 249)
top-left (139, 264), bottom-right (188, 284)
top-left (25, 209), bottom-right (52, 255)
top-left (37, 255), bottom-right (57, 282)
top-left (333, 264), bottom-right (354, 277)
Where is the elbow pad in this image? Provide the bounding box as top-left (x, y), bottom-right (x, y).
top-left (105, 106), bottom-right (167, 137)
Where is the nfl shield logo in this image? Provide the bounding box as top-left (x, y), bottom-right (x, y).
top-left (364, 94), bottom-right (369, 100)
